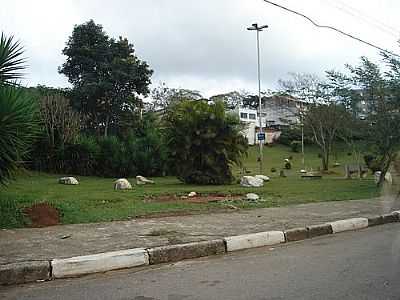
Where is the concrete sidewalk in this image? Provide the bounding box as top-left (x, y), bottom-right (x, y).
top-left (1, 197), bottom-right (399, 265)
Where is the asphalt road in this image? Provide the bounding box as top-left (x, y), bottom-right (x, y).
top-left (2, 223), bottom-right (400, 300)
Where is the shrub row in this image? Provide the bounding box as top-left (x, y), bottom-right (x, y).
top-left (30, 133), bottom-right (167, 178)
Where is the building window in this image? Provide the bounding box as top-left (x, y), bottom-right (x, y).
top-left (249, 113), bottom-right (256, 120)
top-left (240, 112), bottom-right (248, 119)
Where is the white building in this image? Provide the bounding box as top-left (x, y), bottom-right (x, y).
top-left (235, 95), bottom-right (304, 145)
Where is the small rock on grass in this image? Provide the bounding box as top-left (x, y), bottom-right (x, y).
top-left (114, 178), bottom-right (132, 190)
top-left (188, 192), bottom-right (197, 197)
top-left (58, 177), bottom-right (79, 185)
top-left (245, 193), bottom-right (260, 201)
top-left (136, 175), bottom-right (155, 185)
top-left (240, 176), bottom-right (264, 187)
top-left (255, 175), bottom-right (270, 181)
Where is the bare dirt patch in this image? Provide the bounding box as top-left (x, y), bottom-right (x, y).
top-left (143, 193), bottom-right (243, 204)
top-left (23, 203), bottom-right (60, 227)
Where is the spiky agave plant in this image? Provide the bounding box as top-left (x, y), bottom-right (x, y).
top-left (0, 32), bottom-right (39, 185)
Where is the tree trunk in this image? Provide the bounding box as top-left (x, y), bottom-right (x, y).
top-left (377, 155), bottom-right (392, 187)
top-left (104, 115), bottom-right (110, 137)
top-left (321, 149), bottom-right (329, 171)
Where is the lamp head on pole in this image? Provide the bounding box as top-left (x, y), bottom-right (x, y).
top-left (247, 23), bottom-right (269, 31)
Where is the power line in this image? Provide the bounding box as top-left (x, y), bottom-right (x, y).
top-left (261, 0), bottom-right (400, 59)
top-left (323, 0), bottom-right (399, 38)
top-left (332, 0), bottom-right (399, 35)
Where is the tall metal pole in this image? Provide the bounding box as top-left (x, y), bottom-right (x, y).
top-left (247, 23), bottom-right (268, 175)
top-left (300, 103), bottom-right (305, 167)
top-left (256, 28), bottom-right (263, 175)
top-left (301, 123), bottom-right (305, 166)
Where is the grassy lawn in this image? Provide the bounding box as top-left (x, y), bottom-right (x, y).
top-left (0, 144), bottom-right (380, 228)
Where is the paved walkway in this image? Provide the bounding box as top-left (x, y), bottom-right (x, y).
top-left (1, 197), bottom-right (399, 265)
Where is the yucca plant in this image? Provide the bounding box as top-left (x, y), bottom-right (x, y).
top-left (0, 32), bottom-right (39, 185)
top-left (0, 33), bottom-right (26, 83)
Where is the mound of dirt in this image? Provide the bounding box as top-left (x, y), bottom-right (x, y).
top-left (144, 193), bottom-right (243, 204)
top-left (23, 203), bottom-right (60, 227)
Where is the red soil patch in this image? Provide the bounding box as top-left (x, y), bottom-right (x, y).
top-left (23, 203), bottom-right (60, 227)
top-left (144, 193), bottom-right (243, 204)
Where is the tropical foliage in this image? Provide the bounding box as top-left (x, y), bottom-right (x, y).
top-left (164, 100), bottom-right (248, 184)
top-left (0, 33), bottom-right (39, 185)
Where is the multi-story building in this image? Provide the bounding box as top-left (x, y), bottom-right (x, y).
top-left (235, 95), bottom-right (305, 145)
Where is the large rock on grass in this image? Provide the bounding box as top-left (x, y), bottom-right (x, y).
top-left (114, 178), bottom-right (132, 190)
top-left (240, 176), bottom-right (264, 187)
top-left (136, 175), bottom-right (155, 185)
top-left (255, 175), bottom-right (270, 182)
top-left (58, 177), bottom-right (79, 185)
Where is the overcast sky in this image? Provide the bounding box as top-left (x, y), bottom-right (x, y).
top-left (1, 0), bottom-right (400, 97)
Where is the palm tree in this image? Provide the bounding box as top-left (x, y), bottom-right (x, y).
top-left (164, 100), bottom-right (248, 184)
top-left (0, 32), bottom-right (39, 185)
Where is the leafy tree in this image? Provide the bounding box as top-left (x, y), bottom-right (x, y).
top-left (303, 104), bottom-right (351, 171)
top-left (241, 94), bottom-right (259, 109)
top-left (0, 33), bottom-right (39, 185)
top-left (59, 20), bottom-right (153, 136)
top-left (150, 82), bottom-right (203, 111)
top-left (329, 56), bottom-right (400, 185)
top-left (163, 100), bottom-right (248, 184)
top-left (209, 91), bottom-right (245, 109)
top-left (278, 72), bottom-right (343, 170)
top-left (278, 72), bottom-right (325, 103)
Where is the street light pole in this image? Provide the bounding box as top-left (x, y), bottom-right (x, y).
top-left (247, 23), bottom-right (268, 175)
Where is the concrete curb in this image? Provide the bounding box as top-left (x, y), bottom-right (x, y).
top-left (147, 239), bottom-right (225, 264)
top-left (284, 227), bottom-right (308, 242)
top-left (52, 248), bottom-right (148, 279)
top-left (330, 218), bottom-right (369, 233)
top-left (224, 231), bottom-right (285, 252)
top-left (1, 211), bottom-right (400, 286)
top-left (0, 261), bottom-right (50, 286)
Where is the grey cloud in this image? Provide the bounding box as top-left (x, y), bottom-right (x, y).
top-left (1, 0), bottom-right (398, 96)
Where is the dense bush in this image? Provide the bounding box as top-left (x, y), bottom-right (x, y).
top-left (278, 126), bottom-right (302, 146)
top-left (364, 154), bottom-right (381, 173)
top-left (290, 140), bottom-right (301, 153)
top-left (30, 113), bottom-right (167, 178)
top-left (164, 100), bottom-right (248, 185)
top-left (60, 136), bottom-right (100, 175)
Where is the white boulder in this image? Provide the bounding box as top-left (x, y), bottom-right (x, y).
top-left (136, 175), bottom-right (155, 185)
top-left (255, 175), bottom-right (270, 182)
top-left (58, 177), bottom-right (79, 185)
top-left (114, 178), bottom-right (132, 190)
top-left (246, 193), bottom-right (260, 201)
top-left (188, 192), bottom-right (197, 197)
top-left (240, 176), bottom-right (264, 187)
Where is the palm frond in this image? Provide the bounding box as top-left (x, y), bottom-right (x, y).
top-left (0, 87), bottom-right (39, 185)
top-left (0, 32), bottom-right (26, 83)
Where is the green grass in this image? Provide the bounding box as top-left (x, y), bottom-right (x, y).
top-left (0, 144), bottom-right (380, 228)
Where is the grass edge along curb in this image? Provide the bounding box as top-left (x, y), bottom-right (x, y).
top-left (1, 211), bottom-right (399, 286)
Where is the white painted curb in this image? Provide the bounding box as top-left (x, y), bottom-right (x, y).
top-left (52, 248), bottom-right (149, 278)
top-left (224, 231), bottom-right (285, 252)
top-left (330, 218), bottom-right (368, 233)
